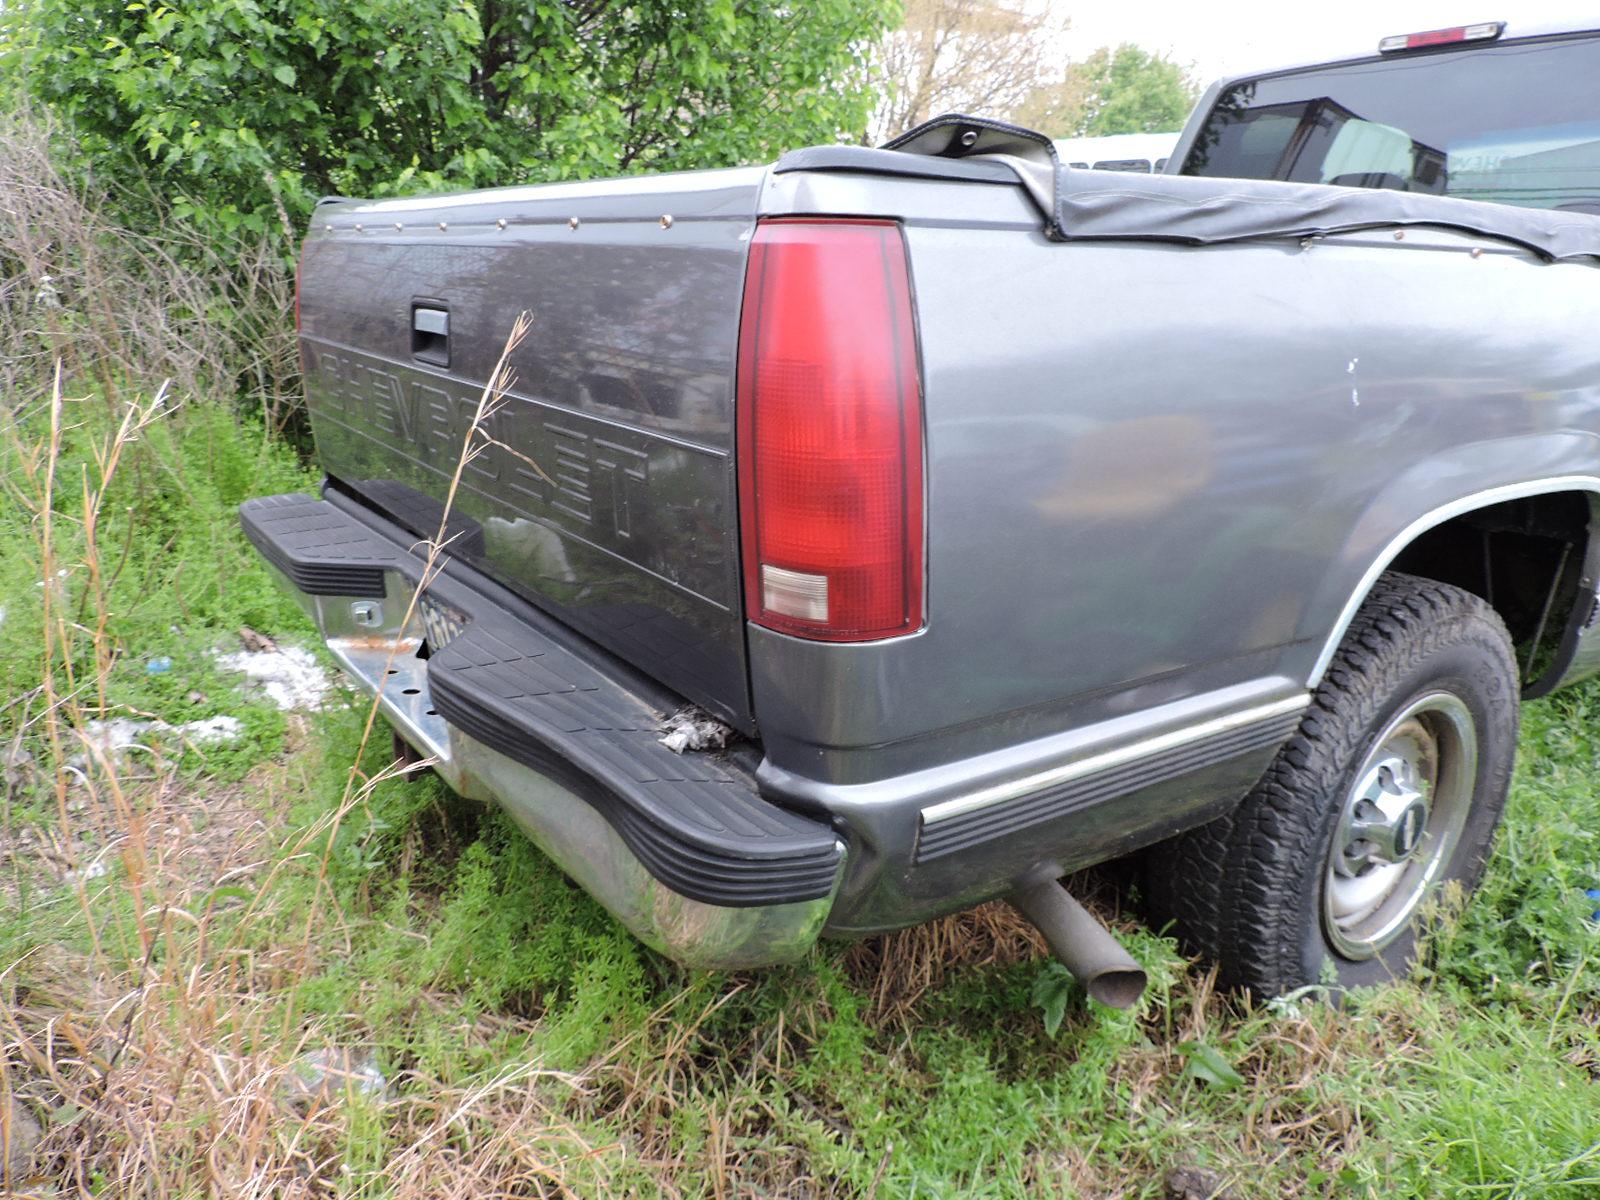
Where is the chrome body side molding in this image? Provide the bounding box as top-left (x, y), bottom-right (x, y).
top-left (914, 695), bottom-right (1309, 861)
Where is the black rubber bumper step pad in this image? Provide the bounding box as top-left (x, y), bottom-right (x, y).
top-left (239, 492), bottom-right (842, 909)
top-left (427, 618), bottom-right (843, 908)
top-left (351, 478), bottom-right (488, 558)
top-left (239, 493), bottom-right (401, 598)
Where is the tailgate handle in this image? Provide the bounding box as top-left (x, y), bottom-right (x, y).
top-left (411, 303), bottom-right (449, 366)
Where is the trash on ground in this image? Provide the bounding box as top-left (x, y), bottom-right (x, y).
top-left (78, 717), bottom-right (160, 762)
top-left (76, 714), bottom-right (244, 767)
top-left (61, 857), bottom-right (110, 885)
top-left (214, 645), bottom-right (329, 711)
top-left (238, 625), bottom-right (279, 653)
top-left (181, 715), bottom-right (244, 742)
top-left (281, 1047), bottom-right (388, 1113)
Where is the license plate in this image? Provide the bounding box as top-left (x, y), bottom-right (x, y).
top-left (420, 593), bottom-right (468, 651)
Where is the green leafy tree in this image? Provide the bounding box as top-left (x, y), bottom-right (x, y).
top-left (2, 0), bottom-right (893, 244)
top-left (1066, 43), bottom-right (1199, 137)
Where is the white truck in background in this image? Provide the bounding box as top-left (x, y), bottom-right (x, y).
top-left (1054, 131), bottom-right (1180, 173)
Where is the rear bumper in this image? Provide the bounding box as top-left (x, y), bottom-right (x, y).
top-left (243, 487), bottom-right (1309, 963)
top-left (240, 491), bottom-right (843, 968)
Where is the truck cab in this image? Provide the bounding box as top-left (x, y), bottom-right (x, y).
top-left (1170, 16), bottom-right (1600, 215)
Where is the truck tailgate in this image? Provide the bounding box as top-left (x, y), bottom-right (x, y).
top-left (297, 168), bottom-right (766, 728)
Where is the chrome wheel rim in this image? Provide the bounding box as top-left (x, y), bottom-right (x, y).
top-left (1322, 692), bottom-right (1477, 960)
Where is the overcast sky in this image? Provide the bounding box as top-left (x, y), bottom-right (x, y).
top-left (1058, 0), bottom-right (1599, 85)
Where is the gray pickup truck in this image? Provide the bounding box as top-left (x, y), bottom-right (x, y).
top-left (242, 15), bottom-right (1600, 1004)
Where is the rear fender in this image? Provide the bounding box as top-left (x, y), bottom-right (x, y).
top-left (1300, 432), bottom-right (1600, 692)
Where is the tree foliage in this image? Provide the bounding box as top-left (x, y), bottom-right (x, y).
top-left (1063, 43), bottom-right (1198, 138)
top-left (2, 0), bottom-right (894, 243)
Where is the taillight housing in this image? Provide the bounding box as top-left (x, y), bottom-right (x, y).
top-left (1378, 22), bottom-right (1502, 52)
top-left (736, 218), bottom-right (925, 642)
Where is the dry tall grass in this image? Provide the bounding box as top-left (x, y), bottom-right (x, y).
top-left (1, 364), bottom-right (311, 1193)
top-left (0, 108), bottom-right (298, 430)
top-left (0, 118), bottom-right (707, 1180)
top-left (0, 278), bottom-right (719, 1196)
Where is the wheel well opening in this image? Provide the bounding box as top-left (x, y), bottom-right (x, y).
top-left (1387, 492), bottom-right (1593, 692)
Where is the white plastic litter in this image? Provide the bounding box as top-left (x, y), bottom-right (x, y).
top-left (79, 714), bottom-right (244, 762)
top-left (79, 717), bottom-right (152, 759)
top-left (214, 645), bottom-right (330, 711)
top-left (181, 715), bottom-right (244, 743)
top-left (658, 707), bottom-right (733, 754)
top-left (282, 1048), bottom-right (389, 1113)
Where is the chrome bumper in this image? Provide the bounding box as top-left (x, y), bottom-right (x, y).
top-left (275, 568), bottom-right (841, 969)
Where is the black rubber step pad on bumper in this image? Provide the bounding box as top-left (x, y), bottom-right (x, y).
top-left (427, 619), bottom-right (843, 907)
top-left (239, 492), bottom-right (842, 909)
top-left (240, 493), bottom-right (399, 598)
top-left (349, 478), bottom-right (489, 559)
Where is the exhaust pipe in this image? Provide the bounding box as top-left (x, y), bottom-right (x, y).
top-left (1009, 877), bottom-right (1148, 1009)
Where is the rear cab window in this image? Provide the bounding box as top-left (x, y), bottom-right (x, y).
top-left (1180, 33), bottom-right (1600, 214)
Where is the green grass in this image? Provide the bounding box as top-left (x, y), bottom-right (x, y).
top-left (0, 390), bottom-right (315, 786)
top-left (5, 392), bottom-right (1600, 1198)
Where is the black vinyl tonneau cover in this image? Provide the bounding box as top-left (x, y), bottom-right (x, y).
top-left (1042, 167), bottom-right (1600, 262)
top-left (785, 113), bottom-right (1600, 263)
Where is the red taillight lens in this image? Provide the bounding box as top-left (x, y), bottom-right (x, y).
top-left (736, 218), bottom-right (924, 642)
top-left (1411, 25), bottom-right (1467, 46)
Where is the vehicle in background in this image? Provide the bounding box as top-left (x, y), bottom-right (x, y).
top-left (1055, 131), bottom-right (1180, 173)
top-left (1171, 15), bottom-right (1600, 214)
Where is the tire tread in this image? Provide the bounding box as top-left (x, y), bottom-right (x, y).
top-left (1141, 572), bottom-right (1518, 995)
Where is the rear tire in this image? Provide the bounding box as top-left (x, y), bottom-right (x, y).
top-left (1141, 572), bottom-right (1519, 997)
